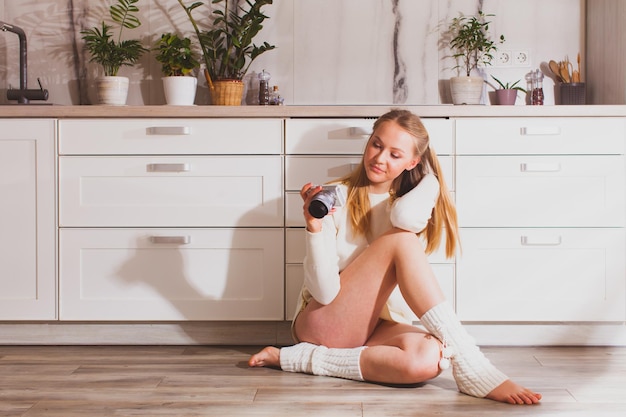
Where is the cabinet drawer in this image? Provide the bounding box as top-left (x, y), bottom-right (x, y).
top-left (456, 118), bottom-right (625, 155)
top-left (286, 118), bottom-right (453, 155)
top-left (285, 263), bottom-right (455, 322)
top-left (286, 155), bottom-right (454, 191)
top-left (58, 119), bottom-right (283, 155)
top-left (59, 228), bottom-right (284, 320)
top-left (59, 156), bottom-right (283, 227)
top-left (456, 155), bottom-right (625, 227)
top-left (456, 228), bottom-right (626, 322)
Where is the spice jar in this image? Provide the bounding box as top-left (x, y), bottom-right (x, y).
top-left (530, 69), bottom-right (544, 105)
top-left (258, 70), bottom-right (271, 105)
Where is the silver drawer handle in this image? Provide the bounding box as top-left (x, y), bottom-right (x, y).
top-left (521, 235), bottom-right (562, 246)
top-left (520, 162), bottom-right (561, 172)
top-left (350, 163), bottom-right (360, 170)
top-left (520, 126), bottom-right (561, 136)
top-left (146, 126), bottom-right (191, 135)
top-left (150, 236), bottom-right (191, 245)
top-left (349, 127), bottom-right (372, 138)
top-left (147, 163), bottom-right (191, 172)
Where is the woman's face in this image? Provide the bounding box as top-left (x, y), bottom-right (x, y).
top-left (363, 120), bottom-right (420, 194)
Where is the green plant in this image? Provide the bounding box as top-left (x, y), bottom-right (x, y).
top-left (490, 75), bottom-right (526, 92)
top-left (81, 0), bottom-right (148, 76)
top-left (154, 33), bottom-right (200, 76)
top-left (448, 10), bottom-right (504, 76)
top-left (177, 0), bottom-right (276, 86)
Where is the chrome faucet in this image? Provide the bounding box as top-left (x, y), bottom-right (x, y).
top-left (0, 21), bottom-right (48, 104)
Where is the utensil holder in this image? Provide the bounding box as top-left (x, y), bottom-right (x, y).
top-left (560, 83), bottom-right (586, 105)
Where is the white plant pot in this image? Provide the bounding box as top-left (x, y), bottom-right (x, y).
top-left (162, 76), bottom-right (197, 105)
top-left (450, 76), bottom-right (484, 105)
top-left (96, 76), bottom-right (129, 106)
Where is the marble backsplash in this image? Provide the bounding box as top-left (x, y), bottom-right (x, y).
top-left (0, 0), bottom-right (582, 106)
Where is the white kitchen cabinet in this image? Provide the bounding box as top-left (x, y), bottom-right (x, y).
top-left (60, 228), bottom-right (284, 320)
top-left (455, 117), bottom-right (626, 322)
top-left (284, 118), bottom-right (455, 319)
top-left (0, 119), bottom-right (56, 319)
top-left (57, 119), bottom-right (284, 321)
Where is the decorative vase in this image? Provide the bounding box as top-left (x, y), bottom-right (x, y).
top-left (495, 89), bottom-right (518, 105)
top-left (208, 78), bottom-right (244, 106)
top-left (450, 76), bottom-right (484, 105)
top-left (96, 76), bottom-right (129, 106)
top-left (162, 76), bottom-right (197, 105)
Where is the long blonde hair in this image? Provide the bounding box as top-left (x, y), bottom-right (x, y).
top-left (337, 109), bottom-right (459, 258)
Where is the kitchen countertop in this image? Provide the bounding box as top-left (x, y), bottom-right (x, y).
top-left (1, 104), bottom-right (626, 118)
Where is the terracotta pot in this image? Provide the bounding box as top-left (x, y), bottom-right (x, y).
top-left (450, 76), bottom-right (484, 105)
top-left (495, 89), bottom-right (518, 105)
top-left (162, 76), bottom-right (197, 105)
top-left (96, 76), bottom-right (129, 106)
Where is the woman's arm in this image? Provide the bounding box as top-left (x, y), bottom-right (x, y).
top-left (302, 215), bottom-right (341, 305)
top-left (300, 183), bottom-right (342, 305)
top-left (390, 173), bottom-right (440, 233)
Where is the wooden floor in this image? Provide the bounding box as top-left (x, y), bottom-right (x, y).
top-left (1, 345), bottom-right (626, 416)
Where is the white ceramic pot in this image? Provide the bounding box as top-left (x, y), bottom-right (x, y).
top-left (450, 76), bottom-right (484, 105)
top-left (162, 76), bottom-right (198, 105)
top-left (96, 76), bottom-right (129, 106)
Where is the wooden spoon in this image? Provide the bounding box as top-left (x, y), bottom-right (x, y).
top-left (559, 61), bottom-right (571, 83)
top-left (549, 60), bottom-right (564, 82)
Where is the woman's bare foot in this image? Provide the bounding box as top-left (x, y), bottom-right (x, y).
top-left (486, 379), bottom-right (542, 405)
top-left (248, 346), bottom-right (281, 368)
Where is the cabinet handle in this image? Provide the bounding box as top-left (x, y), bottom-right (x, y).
top-left (520, 126), bottom-right (561, 136)
top-left (150, 236), bottom-right (191, 245)
top-left (349, 127), bottom-right (372, 138)
top-left (521, 235), bottom-right (562, 246)
top-left (147, 163), bottom-right (191, 172)
top-left (146, 126), bottom-right (191, 135)
top-left (350, 163), bottom-right (360, 170)
top-left (520, 162), bottom-right (561, 172)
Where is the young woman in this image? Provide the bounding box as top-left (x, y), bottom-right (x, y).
top-left (249, 109), bottom-right (541, 405)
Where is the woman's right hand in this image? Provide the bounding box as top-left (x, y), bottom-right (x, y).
top-left (301, 183), bottom-right (324, 233)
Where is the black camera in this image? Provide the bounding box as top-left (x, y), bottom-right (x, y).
top-left (308, 185), bottom-right (346, 218)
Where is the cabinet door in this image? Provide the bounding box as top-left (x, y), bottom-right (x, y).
top-left (59, 156), bottom-right (283, 227)
top-left (286, 118), bottom-right (453, 155)
top-left (59, 119), bottom-right (283, 155)
top-left (60, 228), bottom-right (284, 320)
top-left (456, 228), bottom-right (626, 322)
top-left (456, 155), bottom-right (625, 227)
top-left (0, 120), bottom-right (56, 319)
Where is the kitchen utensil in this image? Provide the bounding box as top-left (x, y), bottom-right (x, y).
top-left (549, 60), bottom-right (563, 82)
top-left (559, 62), bottom-right (571, 83)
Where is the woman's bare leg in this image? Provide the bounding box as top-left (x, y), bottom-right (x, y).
top-left (360, 320), bottom-right (442, 384)
top-left (294, 228), bottom-right (444, 348)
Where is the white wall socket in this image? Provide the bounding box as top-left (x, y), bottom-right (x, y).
top-left (513, 50), bottom-right (530, 66)
top-left (494, 49), bottom-right (530, 67)
top-left (496, 50), bottom-right (512, 66)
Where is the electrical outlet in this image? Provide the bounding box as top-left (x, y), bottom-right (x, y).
top-left (513, 50), bottom-right (530, 66)
top-left (496, 50), bottom-right (512, 66)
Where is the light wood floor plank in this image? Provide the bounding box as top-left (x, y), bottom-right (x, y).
top-left (1, 345), bottom-right (625, 417)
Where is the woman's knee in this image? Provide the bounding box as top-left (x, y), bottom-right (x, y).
top-left (401, 333), bottom-right (442, 383)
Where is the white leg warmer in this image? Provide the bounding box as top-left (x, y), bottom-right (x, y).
top-left (279, 342), bottom-right (366, 381)
top-left (420, 301), bottom-right (508, 398)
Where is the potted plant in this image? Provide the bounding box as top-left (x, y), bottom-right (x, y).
top-left (490, 75), bottom-right (526, 105)
top-left (447, 10), bottom-right (504, 105)
top-left (177, 0), bottom-right (276, 105)
top-left (81, 0), bottom-right (148, 105)
top-left (154, 32), bottom-right (200, 105)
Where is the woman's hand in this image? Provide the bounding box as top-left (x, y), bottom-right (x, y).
top-left (301, 183), bottom-right (325, 233)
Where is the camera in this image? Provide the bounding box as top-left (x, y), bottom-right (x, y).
top-left (308, 185), bottom-right (346, 218)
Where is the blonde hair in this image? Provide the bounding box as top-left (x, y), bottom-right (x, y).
top-left (337, 109), bottom-right (459, 258)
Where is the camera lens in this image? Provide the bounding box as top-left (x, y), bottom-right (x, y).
top-left (308, 190), bottom-right (335, 218)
